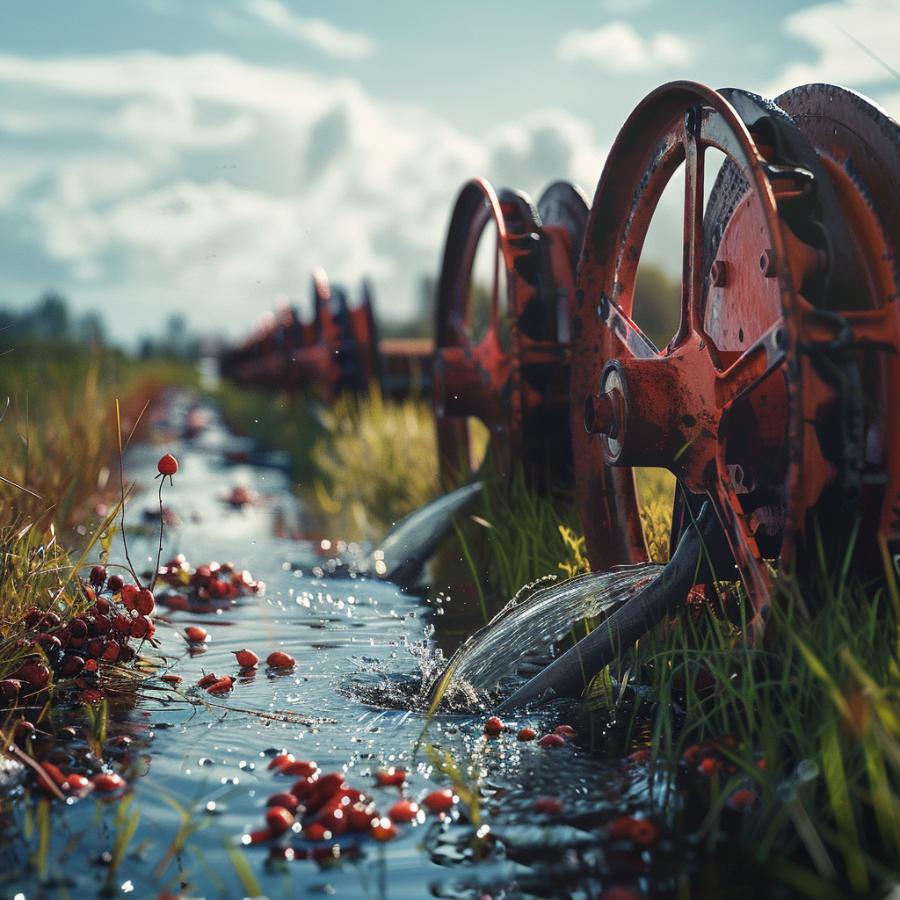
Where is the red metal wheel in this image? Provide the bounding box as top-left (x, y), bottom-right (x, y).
top-left (774, 84), bottom-right (900, 575)
top-left (572, 81), bottom-right (845, 620)
top-left (289, 268), bottom-right (340, 393)
top-left (433, 178), bottom-right (586, 487)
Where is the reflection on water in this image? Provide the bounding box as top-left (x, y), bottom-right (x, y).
top-left (0, 391), bottom-right (698, 898)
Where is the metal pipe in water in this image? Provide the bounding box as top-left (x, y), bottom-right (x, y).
top-left (496, 503), bottom-right (724, 712)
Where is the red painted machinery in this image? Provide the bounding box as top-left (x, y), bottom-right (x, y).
top-left (569, 82), bottom-right (899, 623)
top-left (432, 179), bottom-right (588, 487)
top-left (222, 270), bottom-right (433, 398)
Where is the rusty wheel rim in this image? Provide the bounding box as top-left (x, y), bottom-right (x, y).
top-left (433, 179), bottom-right (544, 486)
top-left (573, 81), bottom-right (836, 617)
top-left (775, 84), bottom-right (900, 572)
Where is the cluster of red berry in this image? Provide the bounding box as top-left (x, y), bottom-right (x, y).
top-left (159, 643), bottom-right (297, 695)
top-left (482, 715), bottom-right (576, 748)
top-left (1, 567), bottom-right (159, 712)
top-left (156, 555), bottom-right (263, 613)
top-left (32, 761), bottom-right (127, 799)
top-left (243, 757), bottom-right (459, 848)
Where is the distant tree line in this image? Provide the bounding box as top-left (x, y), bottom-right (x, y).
top-left (0, 292), bottom-right (106, 346)
top-left (0, 293), bottom-right (208, 360)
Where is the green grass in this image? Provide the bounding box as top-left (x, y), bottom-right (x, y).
top-left (215, 382), bottom-right (440, 542)
top-left (0, 340), bottom-right (198, 532)
top-left (607, 543), bottom-right (900, 895)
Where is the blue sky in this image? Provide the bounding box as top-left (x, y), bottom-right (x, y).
top-left (1, 0), bottom-right (899, 343)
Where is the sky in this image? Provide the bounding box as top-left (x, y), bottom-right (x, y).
top-left (1, 0), bottom-right (899, 344)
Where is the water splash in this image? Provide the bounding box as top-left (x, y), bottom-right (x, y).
top-left (425, 563), bottom-right (663, 710)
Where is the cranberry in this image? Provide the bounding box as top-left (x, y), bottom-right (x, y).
top-left (14, 719), bottom-right (35, 742)
top-left (129, 616), bottom-right (154, 639)
top-left (135, 589), bottom-right (155, 616)
top-left (157, 454), bottom-right (178, 477)
top-left (554, 724), bottom-right (576, 737)
top-left (267, 753), bottom-right (295, 771)
top-left (388, 799), bottom-right (420, 823)
top-left (281, 759), bottom-right (318, 778)
top-left (483, 715), bottom-right (504, 735)
top-left (184, 626), bottom-right (209, 643)
top-left (0, 679), bottom-right (22, 699)
top-left (233, 649), bottom-right (259, 668)
top-left (207, 677), bottom-right (234, 695)
top-left (517, 727), bottom-right (537, 741)
top-left (374, 767), bottom-right (406, 786)
top-left (422, 789), bottom-right (456, 814)
top-left (91, 772), bottom-right (126, 792)
top-left (302, 821), bottom-right (329, 841)
top-left (59, 655), bottom-right (86, 678)
top-left (121, 584), bottom-right (138, 610)
top-left (266, 792), bottom-right (300, 813)
top-left (245, 827), bottom-right (274, 844)
top-left (107, 574), bottom-right (124, 593)
top-left (161, 673), bottom-right (183, 685)
top-left (266, 806), bottom-right (294, 834)
top-left (16, 659), bottom-right (50, 690)
top-left (89, 566), bottom-right (107, 587)
top-left (347, 801), bottom-right (378, 832)
top-left (266, 651), bottom-right (295, 668)
top-left (369, 817), bottom-right (398, 841)
top-left (537, 733), bottom-right (566, 748)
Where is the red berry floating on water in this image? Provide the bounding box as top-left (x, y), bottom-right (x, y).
top-left (517, 727), bottom-right (537, 741)
top-left (554, 724), bottom-right (576, 737)
top-left (265, 806), bottom-right (295, 835)
top-left (483, 715), bottom-right (504, 736)
top-left (89, 566), bottom-right (107, 587)
top-left (266, 792), bottom-right (300, 813)
top-left (197, 673), bottom-right (219, 688)
top-left (388, 799), bottom-right (420, 823)
top-left (303, 821), bottom-right (330, 842)
top-left (375, 767), bottom-right (406, 786)
top-left (422, 789), bottom-right (456, 814)
top-left (91, 772), bottom-right (126, 793)
top-left (157, 454), bottom-right (178, 477)
top-left (370, 817), bottom-right (398, 841)
top-left (207, 677), bottom-right (234, 695)
top-left (161, 673), bottom-right (182, 685)
top-left (537, 733), bottom-right (566, 749)
top-left (66, 773), bottom-right (91, 792)
top-left (267, 753), bottom-right (295, 771)
top-left (233, 649), bottom-right (259, 668)
top-left (533, 796), bottom-right (564, 815)
top-left (281, 759), bottom-right (318, 778)
top-left (266, 651), bottom-right (295, 668)
top-left (185, 626), bottom-right (209, 643)
top-left (107, 574), bottom-right (124, 593)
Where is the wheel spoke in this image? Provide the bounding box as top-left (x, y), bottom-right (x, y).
top-left (714, 318), bottom-right (786, 409)
top-left (709, 475), bottom-right (773, 621)
top-left (680, 122), bottom-right (706, 341)
top-left (599, 295), bottom-right (658, 359)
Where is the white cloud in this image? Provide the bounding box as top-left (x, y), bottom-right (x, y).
top-left (241, 0), bottom-right (375, 59)
top-left (766, 0), bottom-right (900, 98)
top-left (0, 51), bottom-right (604, 340)
top-left (558, 22), bottom-right (690, 73)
